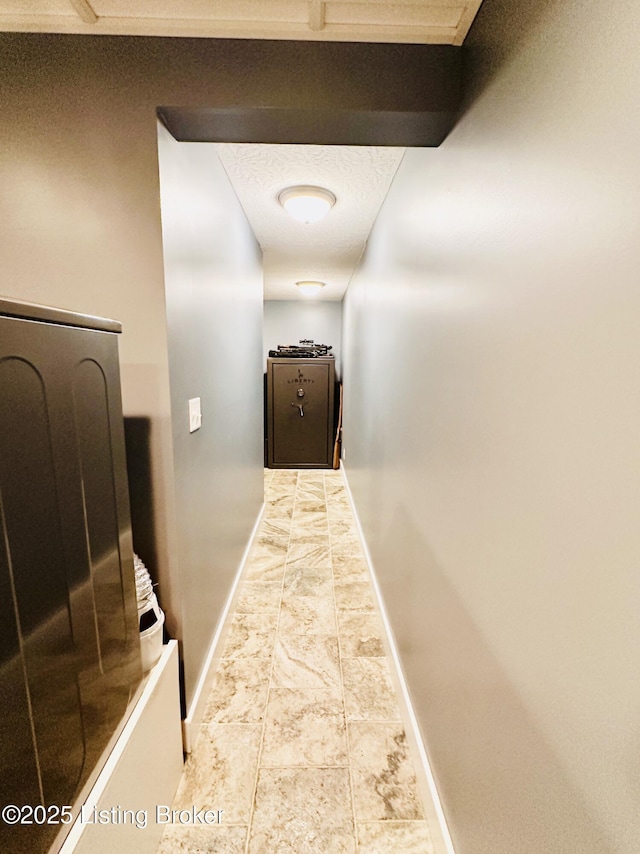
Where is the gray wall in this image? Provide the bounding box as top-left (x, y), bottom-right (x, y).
top-left (0, 34), bottom-right (272, 714)
top-left (342, 1), bottom-right (640, 852)
top-left (263, 300), bottom-right (342, 378)
top-left (157, 127), bottom-right (264, 709)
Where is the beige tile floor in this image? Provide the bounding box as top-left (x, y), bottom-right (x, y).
top-left (157, 468), bottom-right (435, 853)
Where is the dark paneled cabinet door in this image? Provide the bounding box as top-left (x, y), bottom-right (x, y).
top-left (267, 358), bottom-right (335, 468)
top-left (0, 303), bottom-right (141, 854)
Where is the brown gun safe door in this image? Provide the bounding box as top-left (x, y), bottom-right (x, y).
top-left (267, 357), bottom-right (335, 468)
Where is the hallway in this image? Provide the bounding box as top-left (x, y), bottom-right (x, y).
top-left (157, 468), bottom-right (435, 853)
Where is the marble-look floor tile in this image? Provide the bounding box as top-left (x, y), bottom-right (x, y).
top-left (157, 825), bottom-right (248, 853)
top-left (348, 723), bottom-right (425, 822)
top-left (334, 582), bottom-right (375, 612)
top-left (221, 613), bottom-right (278, 659)
top-left (328, 517), bottom-right (357, 536)
top-left (271, 634), bottom-right (341, 695)
top-left (291, 514), bottom-right (329, 535)
top-left (296, 475), bottom-right (325, 486)
top-left (338, 612), bottom-right (385, 657)
top-left (288, 528), bottom-right (330, 544)
top-left (267, 490), bottom-right (296, 501)
top-left (291, 514), bottom-right (329, 534)
top-left (324, 488), bottom-right (346, 501)
top-left (261, 690), bottom-right (347, 766)
top-left (283, 563), bottom-right (333, 597)
top-left (327, 510), bottom-right (352, 526)
top-left (293, 499), bottom-right (327, 515)
top-left (331, 555), bottom-right (370, 583)
top-left (264, 496), bottom-right (295, 519)
top-left (330, 535), bottom-right (360, 555)
top-left (342, 658), bottom-right (401, 721)
top-left (289, 526), bottom-right (330, 546)
top-left (248, 767), bottom-right (356, 854)
top-left (327, 497), bottom-right (351, 515)
top-left (266, 488), bottom-right (298, 505)
top-left (202, 658), bottom-right (270, 723)
top-left (172, 723), bottom-right (261, 824)
top-left (251, 536), bottom-right (289, 556)
top-left (296, 481), bottom-right (326, 501)
top-left (357, 821), bottom-right (434, 854)
top-left (264, 487), bottom-right (295, 519)
top-left (279, 595), bottom-right (337, 635)
top-left (286, 541), bottom-right (332, 569)
top-left (330, 536), bottom-right (363, 556)
top-left (270, 472), bottom-right (299, 485)
top-left (244, 552), bottom-right (287, 582)
top-left (259, 516), bottom-right (292, 539)
top-left (236, 581), bottom-right (282, 613)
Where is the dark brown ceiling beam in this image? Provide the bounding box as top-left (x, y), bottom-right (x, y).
top-left (156, 40), bottom-right (462, 148)
top-left (157, 105), bottom-right (457, 147)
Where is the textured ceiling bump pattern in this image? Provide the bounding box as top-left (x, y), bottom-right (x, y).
top-left (0, 1), bottom-right (483, 44)
top-left (216, 143), bottom-right (405, 300)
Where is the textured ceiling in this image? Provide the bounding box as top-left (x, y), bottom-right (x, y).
top-left (0, 0), bottom-right (483, 44)
top-left (215, 143), bottom-right (405, 301)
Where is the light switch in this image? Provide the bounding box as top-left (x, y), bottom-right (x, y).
top-left (189, 397), bottom-right (202, 433)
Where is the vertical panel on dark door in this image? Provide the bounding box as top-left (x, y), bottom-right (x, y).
top-left (0, 300), bottom-right (142, 854)
top-left (0, 358), bottom-right (85, 812)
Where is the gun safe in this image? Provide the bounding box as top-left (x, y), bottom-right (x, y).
top-left (266, 357), bottom-right (335, 468)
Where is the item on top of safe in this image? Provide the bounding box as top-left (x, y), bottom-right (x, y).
top-left (268, 339), bottom-right (333, 358)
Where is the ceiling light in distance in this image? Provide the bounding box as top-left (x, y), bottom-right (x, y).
top-left (278, 186), bottom-right (336, 223)
top-left (296, 281), bottom-right (326, 297)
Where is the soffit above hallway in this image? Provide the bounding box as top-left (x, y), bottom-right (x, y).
top-left (152, 34), bottom-right (464, 303)
top-left (0, 0), bottom-right (483, 45)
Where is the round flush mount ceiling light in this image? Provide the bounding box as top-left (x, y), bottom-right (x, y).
top-left (296, 281), bottom-right (326, 297)
top-left (278, 186), bottom-right (336, 224)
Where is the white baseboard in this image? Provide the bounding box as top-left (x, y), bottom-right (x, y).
top-left (340, 462), bottom-right (456, 854)
top-left (59, 640), bottom-right (183, 854)
top-left (181, 502), bottom-right (266, 753)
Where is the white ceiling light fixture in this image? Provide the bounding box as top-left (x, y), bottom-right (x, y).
top-left (296, 280), bottom-right (326, 297)
top-left (278, 185), bottom-right (336, 224)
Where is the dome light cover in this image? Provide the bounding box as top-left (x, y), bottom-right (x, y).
top-left (278, 186), bottom-right (336, 224)
top-left (296, 280), bottom-right (326, 297)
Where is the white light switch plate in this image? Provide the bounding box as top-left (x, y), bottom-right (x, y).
top-left (188, 397), bottom-right (202, 433)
